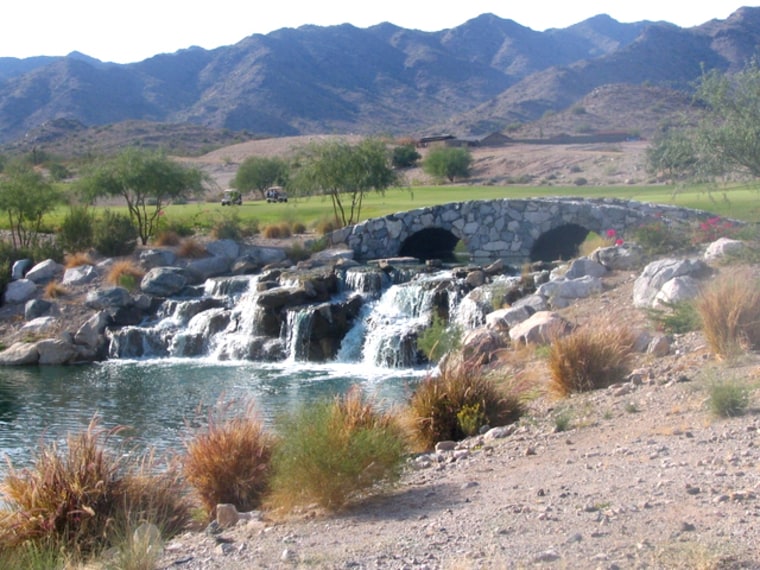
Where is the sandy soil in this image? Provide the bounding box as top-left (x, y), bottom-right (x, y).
top-left (154, 267), bottom-right (760, 570)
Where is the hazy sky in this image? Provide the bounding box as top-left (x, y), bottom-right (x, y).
top-left (3, 1), bottom-right (754, 64)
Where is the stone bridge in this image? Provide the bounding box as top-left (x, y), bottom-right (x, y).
top-left (329, 197), bottom-right (723, 264)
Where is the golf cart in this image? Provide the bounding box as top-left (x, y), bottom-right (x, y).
top-left (221, 189), bottom-right (242, 206)
top-left (265, 186), bottom-right (288, 203)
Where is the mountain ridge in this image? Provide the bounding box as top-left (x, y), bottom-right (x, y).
top-left (0, 8), bottom-right (758, 150)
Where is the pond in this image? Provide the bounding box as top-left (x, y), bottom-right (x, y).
top-left (0, 359), bottom-right (427, 471)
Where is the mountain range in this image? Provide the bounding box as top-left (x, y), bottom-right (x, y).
top-left (1, 7), bottom-right (759, 152)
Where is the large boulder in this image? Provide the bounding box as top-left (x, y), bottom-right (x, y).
top-left (508, 311), bottom-right (572, 345)
top-left (703, 238), bottom-right (746, 262)
top-left (25, 299), bottom-right (53, 320)
top-left (37, 338), bottom-right (77, 365)
top-left (63, 264), bottom-right (98, 286)
top-left (11, 259), bottom-right (32, 280)
top-left (537, 275), bottom-right (603, 309)
top-left (75, 311), bottom-right (112, 348)
top-left (139, 249), bottom-right (177, 269)
top-left (185, 256), bottom-right (233, 283)
top-left (3, 279), bottom-right (37, 304)
top-left (140, 267), bottom-right (188, 297)
top-left (86, 287), bottom-right (132, 310)
top-left (205, 239), bottom-right (240, 260)
top-left (633, 258), bottom-right (710, 308)
top-left (25, 259), bottom-right (63, 283)
top-left (21, 316), bottom-right (59, 335)
top-left (0, 342), bottom-right (39, 365)
top-left (485, 305), bottom-right (534, 331)
top-left (591, 243), bottom-right (644, 270)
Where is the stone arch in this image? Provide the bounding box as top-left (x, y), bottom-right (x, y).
top-left (399, 227), bottom-right (461, 261)
top-left (530, 223), bottom-right (590, 262)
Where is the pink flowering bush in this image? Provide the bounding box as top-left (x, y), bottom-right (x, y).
top-left (692, 216), bottom-right (735, 245)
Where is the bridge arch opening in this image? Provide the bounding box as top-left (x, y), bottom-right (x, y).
top-left (530, 223), bottom-right (590, 262)
top-left (399, 228), bottom-right (462, 262)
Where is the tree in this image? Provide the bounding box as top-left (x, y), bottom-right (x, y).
top-left (694, 62), bottom-right (760, 179)
top-left (650, 62), bottom-right (760, 186)
top-left (232, 156), bottom-right (289, 199)
top-left (423, 147), bottom-right (472, 182)
top-left (391, 144), bottom-right (421, 169)
top-left (79, 148), bottom-right (207, 245)
top-left (0, 161), bottom-right (62, 249)
top-left (292, 138), bottom-right (398, 227)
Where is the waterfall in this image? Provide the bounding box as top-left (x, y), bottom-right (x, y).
top-left (283, 307), bottom-right (315, 361)
top-left (338, 271), bottom-right (463, 368)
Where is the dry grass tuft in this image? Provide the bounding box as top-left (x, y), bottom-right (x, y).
top-left (695, 269), bottom-right (760, 359)
top-left (177, 238), bottom-right (207, 259)
top-left (64, 252), bottom-right (93, 268)
top-left (0, 418), bottom-right (190, 560)
top-left (404, 350), bottom-right (526, 451)
top-left (106, 260), bottom-right (145, 289)
top-left (183, 403), bottom-right (274, 518)
top-left (44, 281), bottom-right (69, 299)
top-left (261, 222), bottom-right (293, 240)
top-left (548, 320), bottom-right (635, 397)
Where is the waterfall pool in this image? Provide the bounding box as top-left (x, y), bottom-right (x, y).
top-left (0, 358), bottom-right (427, 472)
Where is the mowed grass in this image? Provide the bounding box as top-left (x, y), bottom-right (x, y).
top-left (27, 183), bottom-right (760, 234)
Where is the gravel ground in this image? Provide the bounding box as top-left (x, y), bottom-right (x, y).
top-left (155, 270), bottom-right (760, 570)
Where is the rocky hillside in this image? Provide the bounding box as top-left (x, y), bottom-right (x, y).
top-left (0, 7), bottom-right (759, 151)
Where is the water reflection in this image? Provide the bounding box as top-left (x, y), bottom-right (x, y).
top-left (0, 360), bottom-right (426, 472)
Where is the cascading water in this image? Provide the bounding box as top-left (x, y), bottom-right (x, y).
top-left (337, 271), bottom-right (466, 368)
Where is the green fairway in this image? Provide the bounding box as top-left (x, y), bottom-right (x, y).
top-left (20, 183), bottom-right (760, 236)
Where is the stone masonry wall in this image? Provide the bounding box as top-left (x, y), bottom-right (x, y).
top-left (329, 197), bottom-right (724, 263)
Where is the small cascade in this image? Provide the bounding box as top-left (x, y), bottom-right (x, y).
top-left (338, 271), bottom-right (465, 368)
top-left (283, 307), bottom-right (315, 361)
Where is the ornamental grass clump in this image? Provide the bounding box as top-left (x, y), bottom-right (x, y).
top-left (183, 403), bottom-right (274, 519)
top-left (0, 419), bottom-right (190, 562)
top-left (405, 351), bottom-right (525, 451)
top-left (266, 387), bottom-right (406, 514)
top-left (106, 260), bottom-right (145, 290)
top-left (548, 321), bottom-right (635, 397)
top-left (707, 379), bottom-right (751, 418)
top-left (695, 269), bottom-right (760, 359)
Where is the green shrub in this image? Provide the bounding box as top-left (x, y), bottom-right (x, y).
top-left (548, 321), bottom-right (635, 397)
top-left (183, 403), bottom-right (274, 518)
top-left (267, 387), bottom-right (406, 513)
top-left (631, 221), bottom-right (687, 256)
top-left (707, 380), bottom-right (750, 418)
top-left (94, 211), bottom-right (138, 257)
top-left (57, 206), bottom-right (95, 253)
top-left (573, 177), bottom-right (588, 186)
top-left (647, 300), bottom-right (701, 334)
top-left (695, 269), bottom-right (760, 358)
top-left (417, 314), bottom-right (461, 363)
top-left (405, 352), bottom-right (524, 450)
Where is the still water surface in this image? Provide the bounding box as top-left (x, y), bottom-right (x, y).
top-left (0, 359), bottom-right (426, 471)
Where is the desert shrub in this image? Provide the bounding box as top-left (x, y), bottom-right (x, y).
top-left (261, 222), bottom-right (292, 240)
top-left (267, 387), bottom-right (406, 513)
top-left (106, 260), bottom-right (145, 290)
top-left (647, 300), bottom-right (701, 334)
top-left (0, 419), bottom-right (189, 560)
top-left (177, 238), bottom-right (207, 259)
top-left (416, 314), bottom-right (461, 363)
top-left (405, 352), bottom-right (524, 450)
top-left (573, 177), bottom-right (588, 186)
top-left (630, 221), bottom-right (687, 256)
top-left (210, 214), bottom-right (243, 241)
top-left (94, 211), bottom-right (138, 257)
top-left (285, 242), bottom-right (311, 262)
top-left (64, 251), bottom-right (94, 268)
top-left (695, 270), bottom-right (760, 358)
top-left (314, 217), bottom-right (338, 236)
top-left (44, 281), bottom-right (69, 299)
top-left (707, 379), bottom-right (751, 418)
top-left (154, 230), bottom-right (181, 246)
top-left (183, 403), bottom-right (274, 518)
top-left (57, 206), bottom-right (95, 253)
top-left (548, 321), bottom-right (635, 397)
top-left (291, 221), bottom-right (307, 234)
